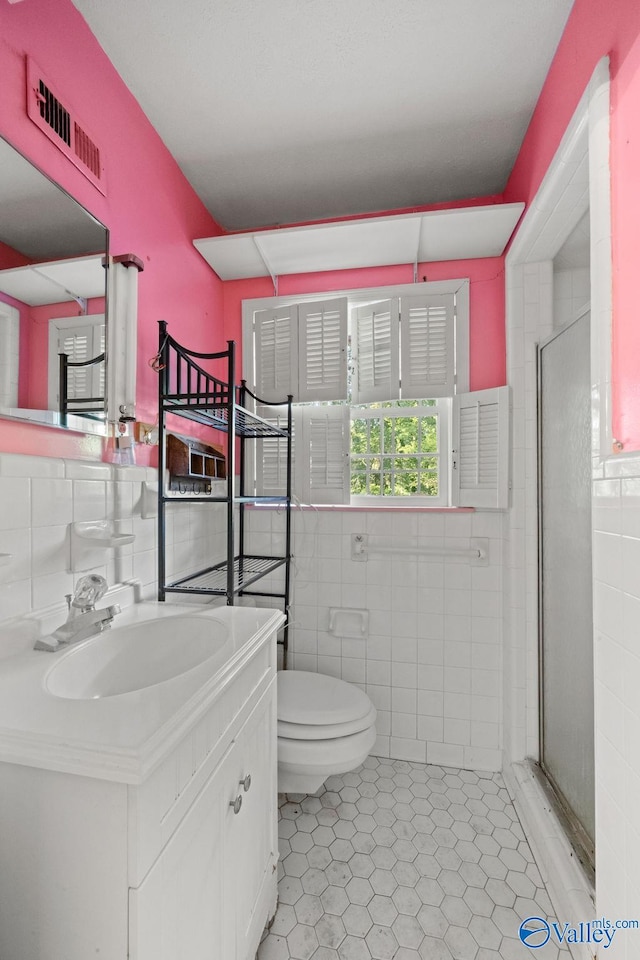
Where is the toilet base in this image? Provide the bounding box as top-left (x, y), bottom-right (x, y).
top-left (277, 725), bottom-right (377, 795)
top-left (278, 767), bottom-right (329, 795)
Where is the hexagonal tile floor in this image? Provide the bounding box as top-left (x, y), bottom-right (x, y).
top-left (257, 756), bottom-right (569, 960)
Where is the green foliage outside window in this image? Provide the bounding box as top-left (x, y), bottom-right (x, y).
top-left (350, 400), bottom-right (439, 497)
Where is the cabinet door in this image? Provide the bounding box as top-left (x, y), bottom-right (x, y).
top-left (129, 744), bottom-right (236, 960)
top-left (227, 680), bottom-right (278, 960)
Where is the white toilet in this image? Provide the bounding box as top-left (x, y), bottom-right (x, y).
top-left (277, 670), bottom-right (377, 795)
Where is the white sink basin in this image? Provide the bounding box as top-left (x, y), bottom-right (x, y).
top-left (45, 615), bottom-right (229, 699)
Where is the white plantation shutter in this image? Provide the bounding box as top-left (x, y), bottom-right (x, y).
top-left (255, 405), bottom-right (349, 504)
top-left (254, 406), bottom-right (295, 498)
top-left (352, 299), bottom-right (400, 403)
top-left (298, 298), bottom-right (348, 401)
top-left (401, 294), bottom-right (455, 398)
top-left (299, 405), bottom-right (350, 504)
top-left (452, 387), bottom-right (510, 508)
top-left (253, 305), bottom-right (297, 402)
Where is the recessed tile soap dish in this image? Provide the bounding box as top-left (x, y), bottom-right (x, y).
top-left (70, 521), bottom-right (135, 571)
top-left (328, 607), bottom-right (369, 638)
top-left (0, 553), bottom-right (12, 567)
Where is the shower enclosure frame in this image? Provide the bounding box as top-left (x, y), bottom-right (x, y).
top-left (536, 308), bottom-right (595, 883)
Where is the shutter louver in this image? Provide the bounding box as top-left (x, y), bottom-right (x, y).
top-left (255, 406), bottom-right (295, 498)
top-left (352, 299), bottom-right (400, 403)
top-left (300, 405), bottom-right (350, 504)
top-left (452, 387), bottom-right (510, 508)
top-left (254, 306), bottom-right (297, 402)
top-left (298, 298), bottom-right (348, 401)
top-left (401, 294), bottom-right (455, 398)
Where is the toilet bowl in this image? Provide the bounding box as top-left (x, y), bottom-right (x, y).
top-left (277, 670), bottom-right (377, 795)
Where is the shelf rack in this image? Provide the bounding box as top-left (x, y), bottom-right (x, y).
top-left (156, 320), bottom-right (293, 665)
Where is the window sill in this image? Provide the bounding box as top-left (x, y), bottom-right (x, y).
top-left (248, 503), bottom-right (475, 513)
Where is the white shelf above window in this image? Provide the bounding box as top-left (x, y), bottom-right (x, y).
top-left (194, 203), bottom-right (524, 281)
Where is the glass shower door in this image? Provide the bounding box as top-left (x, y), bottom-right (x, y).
top-left (539, 311), bottom-right (594, 860)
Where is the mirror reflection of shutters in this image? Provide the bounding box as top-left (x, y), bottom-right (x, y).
top-left (352, 299), bottom-right (399, 403)
top-left (401, 294), bottom-right (455, 398)
top-left (59, 325), bottom-right (102, 401)
top-left (98, 325), bottom-right (106, 401)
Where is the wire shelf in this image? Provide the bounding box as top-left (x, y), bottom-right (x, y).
top-left (162, 398), bottom-right (289, 437)
top-left (165, 554), bottom-right (287, 595)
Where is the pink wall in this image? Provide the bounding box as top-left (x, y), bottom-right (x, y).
top-left (0, 0), bottom-right (529, 467)
top-left (505, 0), bottom-right (640, 451)
top-left (0, 0), bottom-right (226, 461)
top-left (0, 242), bottom-right (29, 270)
top-left (223, 258), bottom-right (506, 391)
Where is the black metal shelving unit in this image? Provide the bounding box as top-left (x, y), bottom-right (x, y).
top-left (156, 321), bottom-right (292, 665)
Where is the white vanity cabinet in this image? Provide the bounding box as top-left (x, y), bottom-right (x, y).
top-left (129, 680), bottom-right (277, 960)
top-left (0, 613), bottom-right (280, 960)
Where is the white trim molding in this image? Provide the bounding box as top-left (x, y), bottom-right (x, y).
top-left (503, 56), bottom-right (612, 941)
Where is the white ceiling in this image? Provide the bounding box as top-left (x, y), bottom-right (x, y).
top-left (71, 0), bottom-right (575, 232)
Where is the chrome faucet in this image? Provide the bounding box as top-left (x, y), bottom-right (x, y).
top-left (34, 574), bottom-right (121, 652)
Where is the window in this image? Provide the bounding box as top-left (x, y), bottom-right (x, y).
top-left (350, 400), bottom-right (446, 503)
top-left (243, 282), bottom-right (509, 508)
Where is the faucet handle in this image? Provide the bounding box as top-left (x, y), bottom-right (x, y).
top-left (72, 574), bottom-right (108, 611)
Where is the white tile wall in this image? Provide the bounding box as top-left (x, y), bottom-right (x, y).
top-left (592, 457), bottom-right (640, 953)
top-left (247, 506), bottom-right (504, 771)
top-left (553, 267), bottom-right (590, 329)
top-left (0, 452), bottom-right (227, 633)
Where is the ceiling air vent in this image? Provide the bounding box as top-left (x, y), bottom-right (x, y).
top-left (26, 57), bottom-right (106, 196)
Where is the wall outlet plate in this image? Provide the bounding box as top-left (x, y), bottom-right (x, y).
top-left (351, 533), bottom-right (368, 560)
top-left (135, 422), bottom-right (158, 445)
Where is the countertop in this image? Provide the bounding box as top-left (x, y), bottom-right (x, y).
top-left (0, 593), bottom-right (283, 783)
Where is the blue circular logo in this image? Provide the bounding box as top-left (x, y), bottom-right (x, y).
top-left (519, 917), bottom-right (551, 948)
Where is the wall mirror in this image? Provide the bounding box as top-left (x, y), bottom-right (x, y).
top-left (0, 135), bottom-right (109, 434)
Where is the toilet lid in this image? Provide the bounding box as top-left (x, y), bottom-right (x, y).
top-left (278, 670), bottom-right (373, 726)
top-left (278, 701), bottom-right (377, 740)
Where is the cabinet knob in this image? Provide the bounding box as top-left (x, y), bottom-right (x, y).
top-left (229, 794), bottom-right (243, 815)
top-left (240, 773), bottom-right (252, 792)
